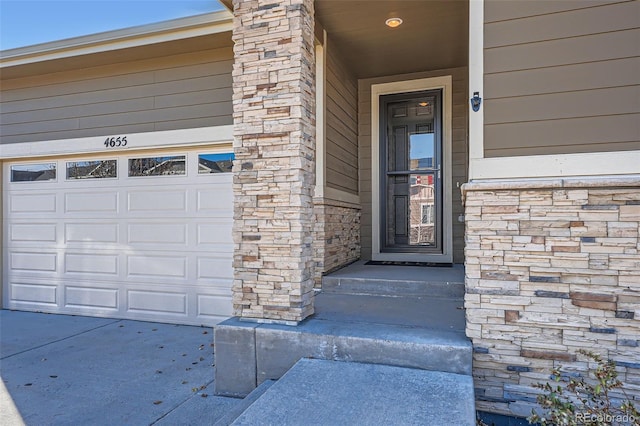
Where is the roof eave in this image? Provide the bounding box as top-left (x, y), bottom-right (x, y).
top-left (0, 10), bottom-right (233, 69)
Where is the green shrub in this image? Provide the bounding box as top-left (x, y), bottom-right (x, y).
top-left (528, 350), bottom-right (639, 426)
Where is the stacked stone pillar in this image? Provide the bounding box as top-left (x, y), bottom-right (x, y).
top-left (231, 0), bottom-right (316, 323)
top-left (463, 178), bottom-right (640, 417)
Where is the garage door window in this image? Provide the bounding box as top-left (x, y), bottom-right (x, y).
top-left (198, 153), bottom-right (234, 174)
top-left (67, 160), bottom-right (117, 180)
top-left (10, 163), bottom-right (56, 182)
top-left (128, 155), bottom-right (186, 177)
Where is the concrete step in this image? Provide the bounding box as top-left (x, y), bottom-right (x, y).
top-left (322, 261), bottom-right (465, 298)
top-left (213, 380), bottom-right (276, 426)
top-left (255, 317), bottom-right (472, 381)
top-left (214, 314), bottom-right (473, 397)
top-left (314, 292), bottom-right (465, 331)
top-left (230, 358), bottom-right (476, 426)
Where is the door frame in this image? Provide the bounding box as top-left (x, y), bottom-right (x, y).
top-left (371, 76), bottom-right (453, 263)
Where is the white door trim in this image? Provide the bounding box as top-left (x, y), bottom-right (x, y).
top-left (0, 125), bottom-right (233, 160)
top-left (468, 0), bottom-right (484, 173)
top-left (371, 76), bottom-right (453, 263)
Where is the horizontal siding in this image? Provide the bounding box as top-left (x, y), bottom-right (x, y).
top-left (485, 86), bottom-right (639, 124)
top-left (486, 114), bottom-right (640, 156)
top-left (0, 47), bottom-right (233, 144)
top-left (325, 45), bottom-right (359, 195)
top-left (485, 58), bottom-right (639, 99)
top-left (485, 1), bottom-right (638, 48)
top-left (484, 1), bottom-right (640, 157)
top-left (484, 0), bottom-right (621, 22)
top-left (485, 29), bottom-right (639, 74)
top-left (358, 67), bottom-right (468, 262)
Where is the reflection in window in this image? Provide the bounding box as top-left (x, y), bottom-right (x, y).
top-left (421, 204), bottom-right (434, 225)
top-left (67, 160), bottom-right (117, 180)
top-left (408, 175), bottom-right (436, 246)
top-left (198, 153), bottom-right (234, 174)
top-left (409, 132), bottom-right (435, 170)
top-left (11, 163), bottom-right (56, 182)
top-left (128, 156), bottom-right (186, 177)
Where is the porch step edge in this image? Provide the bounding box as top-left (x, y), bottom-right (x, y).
top-left (255, 317), bottom-right (473, 382)
top-left (322, 276), bottom-right (465, 297)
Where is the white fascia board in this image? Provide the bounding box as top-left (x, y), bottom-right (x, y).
top-left (0, 11), bottom-right (233, 68)
top-left (0, 125), bottom-right (233, 160)
top-left (470, 150), bottom-right (640, 180)
top-left (468, 0), bottom-right (484, 164)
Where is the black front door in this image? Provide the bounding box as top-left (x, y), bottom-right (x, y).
top-left (380, 89), bottom-right (443, 254)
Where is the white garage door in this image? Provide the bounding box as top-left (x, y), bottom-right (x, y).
top-left (2, 149), bottom-right (234, 325)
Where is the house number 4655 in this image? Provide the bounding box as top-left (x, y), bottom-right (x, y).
top-left (104, 136), bottom-right (128, 148)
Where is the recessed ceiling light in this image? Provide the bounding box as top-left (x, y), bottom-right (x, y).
top-left (385, 17), bottom-right (403, 28)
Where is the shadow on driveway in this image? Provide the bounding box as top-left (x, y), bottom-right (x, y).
top-left (0, 310), bottom-right (240, 425)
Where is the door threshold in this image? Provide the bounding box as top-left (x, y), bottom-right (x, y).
top-left (365, 260), bottom-right (453, 267)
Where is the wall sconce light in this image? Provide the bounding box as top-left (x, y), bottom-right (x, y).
top-left (470, 92), bottom-right (482, 112)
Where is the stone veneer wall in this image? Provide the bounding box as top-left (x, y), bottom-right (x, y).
top-left (463, 177), bottom-right (640, 417)
top-left (231, 0), bottom-right (316, 323)
top-left (313, 200), bottom-right (361, 287)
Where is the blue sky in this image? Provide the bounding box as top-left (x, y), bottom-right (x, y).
top-left (0, 0), bottom-right (225, 51)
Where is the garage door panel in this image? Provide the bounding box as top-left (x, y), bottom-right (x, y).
top-left (10, 223), bottom-right (57, 242)
top-left (127, 290), bottom-right (187, 315)
top-left (65, 191), bottom-right (119, 213)
top-left (65, 223), bottom-right (119, 243)
top-left (197, 186), bottom-right (233, 216)
top-left (65, 253), bottom-right (119, 275)
top-left (197, 293), bottom-right (233, 319)
top-left (127, 223), bottom-right (187, 245)
top-left (11, 252), bottom-right (58, 272)
top-left (197, 222), bottom-right (231, 245)
top-left (10, 193), bottom-right (57, 213)
top-left (127, 189), bottom-right (187, 212)
top-left (65, 286), bottom-right (119, 310)
top-left (197, 257), bottom-right (233, 280)
top-left (10, 282), bottom-right (58, 305)
top-left (128, 255), bottom-right (187, 279)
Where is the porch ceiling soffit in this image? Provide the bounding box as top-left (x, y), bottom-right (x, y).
top-left (314, 0), bottom-right (469, 79)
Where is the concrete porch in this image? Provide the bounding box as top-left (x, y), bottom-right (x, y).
top-left (213, 261), bottom-right (474, 424)
top-left (316, 260), bottom-right (466, 330)
top-left (214, 261), bottom-right (471, 395)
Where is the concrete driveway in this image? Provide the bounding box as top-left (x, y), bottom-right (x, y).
top-left (0, 310), bottom-right (241, 425)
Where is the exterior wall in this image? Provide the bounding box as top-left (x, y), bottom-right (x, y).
top-left (231, 0), bottom-right (316, 323)
top-left (310, 37), bottom-right (361, 286)
top-left (359, 67), bottom-right (468, 262)
top-left (483, 0), bottom-right (640, 157)
top-left (0, 46), bottom-right (233, 144)
top-left (325, 46), bottom-right (358, 195)
top-left (463, 178), bottom-right (640, 417)
top-left (313, 200), bottom-right (360, 287)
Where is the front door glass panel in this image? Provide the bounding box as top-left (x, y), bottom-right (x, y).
top-left (381, 90), bottom-right (442, 252)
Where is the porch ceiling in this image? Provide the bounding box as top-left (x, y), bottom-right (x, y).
top-left (314, 0), bottom-right (468, 79)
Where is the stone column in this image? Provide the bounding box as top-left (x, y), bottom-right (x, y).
top-left (462, 178), bottom-right (640, 417)
top-left (231, 0), bottom-right (316, 324)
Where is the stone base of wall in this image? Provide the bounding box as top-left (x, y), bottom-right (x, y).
top-left (313, 198), bottom-right (361, 288)
top-left (462, 177), bottom-right (640, 417)
top-left (231, 0), bottom-right (317, 324)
